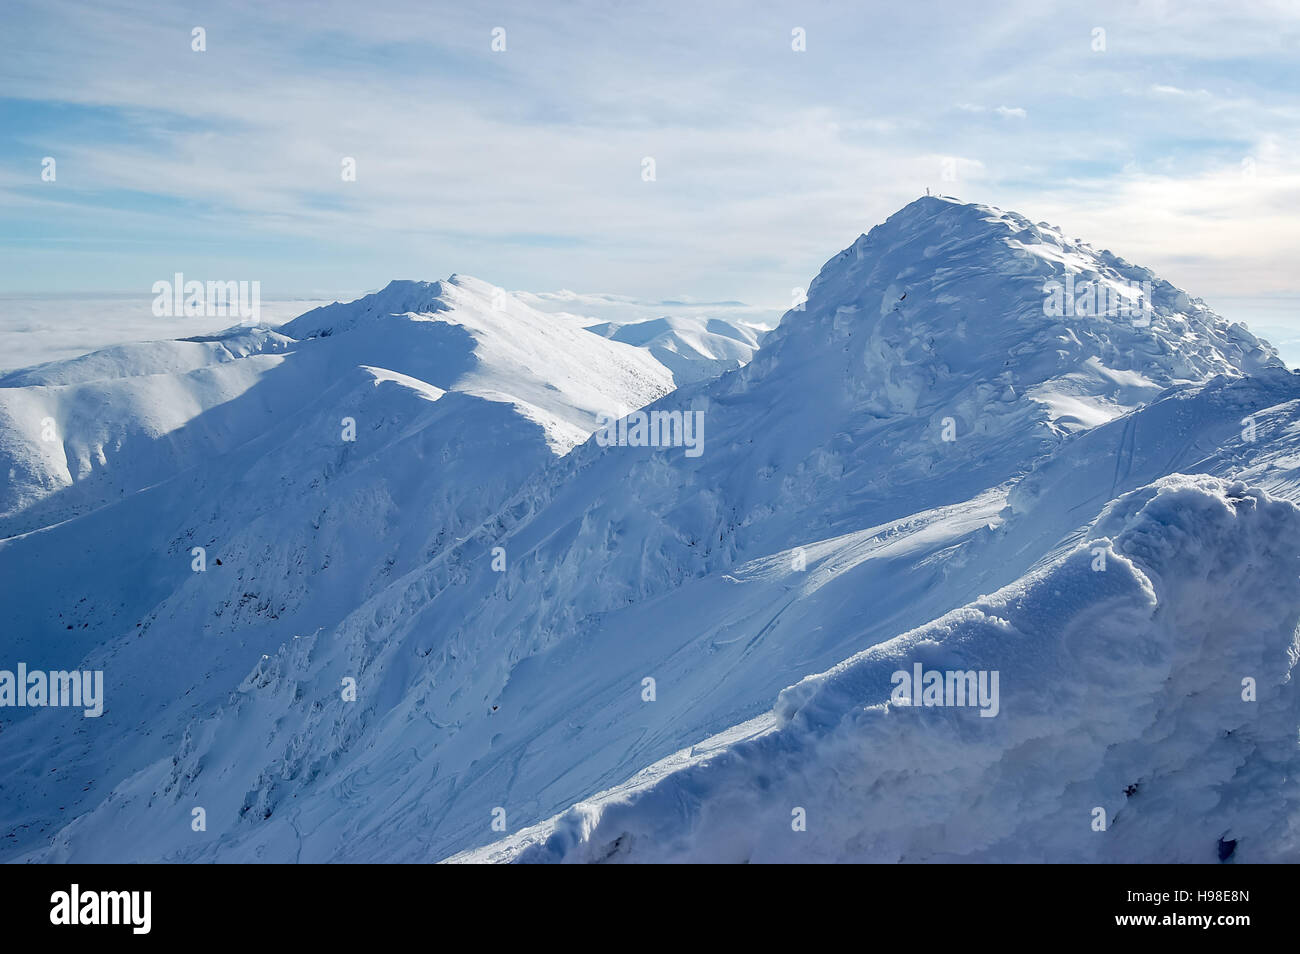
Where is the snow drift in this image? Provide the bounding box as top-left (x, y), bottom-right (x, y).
top-left (460, 476), bottom-right (1300, 863)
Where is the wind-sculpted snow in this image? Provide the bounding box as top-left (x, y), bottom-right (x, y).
top-left (4, 197), bottom-right (1298, 864)
top-left (459, 476), bottom-right (1300, 863)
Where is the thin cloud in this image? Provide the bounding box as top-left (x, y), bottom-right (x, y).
top-left (0, 0), bottom-right (1297, 307)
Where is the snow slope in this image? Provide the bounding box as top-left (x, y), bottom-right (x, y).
top-left (4, 197), bottom-right (1297, 864)
top-left (0, 276), bottom-right (677, 857)
top-left (458, 476), bottom-right (1300, 863)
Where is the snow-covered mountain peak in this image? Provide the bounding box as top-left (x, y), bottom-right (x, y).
top-left (0, 273), bottom-right (677, 536)
top-left (747, 195), bottom-right (1281, 437)
top-left (283, 274), bottom-right (571, 338)
top-left (272, 274), bottom-right (678, 453)
top-left (279, 278), bottom-right (452, 338)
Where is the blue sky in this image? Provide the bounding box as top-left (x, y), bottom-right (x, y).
top-left (2, 0), bottom-right (1298, 327)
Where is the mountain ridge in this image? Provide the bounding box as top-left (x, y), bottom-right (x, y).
top-left (3, 197), bottom-right (1298, 864)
